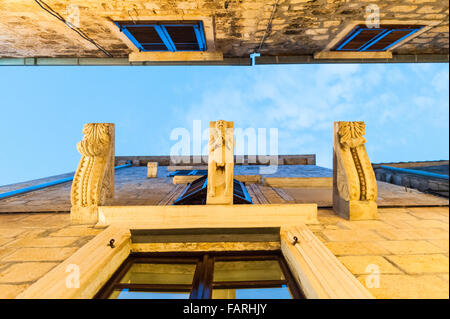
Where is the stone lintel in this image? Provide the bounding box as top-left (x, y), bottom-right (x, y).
top-left (314, 51), bottom-right (393, 60)
top-left (129, 51), bottom-right (223, 62)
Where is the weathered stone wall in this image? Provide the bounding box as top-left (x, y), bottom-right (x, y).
top-left (0, 167), bottom-right (176, 213)
top-left (1, 166), bottom-right (448, 213)
top-left (375, 167), bottom-right (449, 198)
top-left (0, 0), bottom-right (448, 58)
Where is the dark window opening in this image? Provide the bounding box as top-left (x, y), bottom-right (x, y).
top-left (333, 24), bottom-right (424, 52)
top-left (95, 251), bottom-right (304, 299)
top-left (168, 170), bottom-right (207, 177)
top-left (173, 175), bottom-right (253, 205)
top-left (114, 20), bottom-right (207, 52)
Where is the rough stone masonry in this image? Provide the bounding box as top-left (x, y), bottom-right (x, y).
top-left (0, 0), bottom-right (448, 58)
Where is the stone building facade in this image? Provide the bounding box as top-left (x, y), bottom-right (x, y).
top-left (0, 0), bottom-right (448, 64)
top-left (0, 152), bottom-right (448, 299)
top-left (0, 0), bottom-right (449, 301)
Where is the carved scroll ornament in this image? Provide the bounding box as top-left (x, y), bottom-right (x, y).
top-left (70, 123), bottom-right (115, 223)
top-left (335, 121), bottom-right (376, 201)
top-left (333, 121), bottom-right (377, 220)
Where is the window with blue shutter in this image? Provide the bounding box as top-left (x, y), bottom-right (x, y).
top-left (114, 21), bottom-right (207, 52)
top-left (172, 175), bottom-right (253, 205)
top-left (333, 24), bottom-right (424, 52)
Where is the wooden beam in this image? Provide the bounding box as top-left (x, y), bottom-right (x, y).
top-left (247, 184), bottom-right (269, 204)
top-left (157, 185), bottom-right (186, 205)
top-left (272, 187), bottom-right (296, 203)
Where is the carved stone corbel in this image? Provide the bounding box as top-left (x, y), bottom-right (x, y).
top-left (333, 121), bottom-right (377, 220)
top-left (206, 120), bottom-right (234, 205)
top-left (70, 123), bottom-right (115, 223)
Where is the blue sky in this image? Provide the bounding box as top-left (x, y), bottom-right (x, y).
top-left (0, 63), bottom-right (448, 186)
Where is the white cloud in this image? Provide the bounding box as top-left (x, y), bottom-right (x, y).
top-left (181, 64), bottom-right (448, 163)
top-left (432, 69), bottom-right (450, 93)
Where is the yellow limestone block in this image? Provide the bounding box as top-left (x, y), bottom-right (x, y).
top-left (147, 162), bottom-right (158, 178)
top-left (0, 262), bottom-right (58, 283)
top-left (386, 254), bottom-right (449, 274)
top-left (207, 120), bottom-right (234, 205)
top-left (70, 123), bottom-right (115, 224)
top-left (333, 121), bottom-right (378, 220)
top-left (357, 274), bottom-right (449, 299)
top-left (337, 256), bottom-right (402, 275)
top-left (2, 247), bottom-right (78, 262)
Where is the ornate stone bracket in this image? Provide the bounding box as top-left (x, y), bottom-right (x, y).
top-left (70, 123), bottom-right (115, 223)
top-left (333, 121), bottom-right (377, 220)
top-left (206, 120), bottom-right (234, 205)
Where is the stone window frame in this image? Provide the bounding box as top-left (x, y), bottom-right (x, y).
top-left (16, 210), bottom-right (373, 299)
